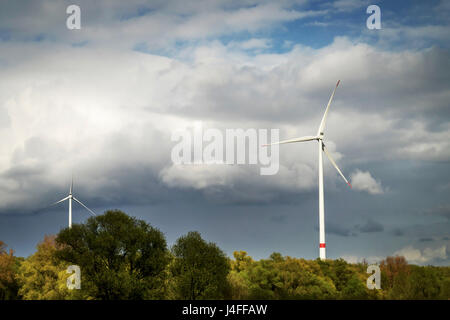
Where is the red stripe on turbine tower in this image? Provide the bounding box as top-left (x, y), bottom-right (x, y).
top-left (319, 243), bottom-right (326, 248)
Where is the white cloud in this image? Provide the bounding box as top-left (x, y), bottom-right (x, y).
top-left (350, 170), bottom-right (384, 195)
top-left (0, 21), bottom-right (449, 211)
top-left (0, 1), bottom-right (323, 49)
top-left (1, 38), bottom-right (449, 210)
top-left (340, 255), bottom-right (384, 264)
top-left (160, 164), bottom-right (239, 190)
top-left (228, 38), bottom-right (272, 51)
top-left (331, 0), bottom-right (369, 12)
top-left (393, 245), bottom-right (447, 264)
top-left (341, 245), bottom-right (449, 265)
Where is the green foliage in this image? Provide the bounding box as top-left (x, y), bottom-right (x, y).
top-left (379, 256), bottom-right (447, 300)
top-left (403, 265), bottom-right (440, 299)
top-left (229, 253), bottom-right (338, 299)
top-left (228, 253), bottom-right (449, 300)
top-left (3, 210), bottom-right (450, 300)
top-left (55, 210), bottom-right (170, 300)
top-left (170, 231), bottom-right (230, 300)
top-left (17, 235), bottom-right (83, 300)
top-left (0, 241), bottom-right (21, 300)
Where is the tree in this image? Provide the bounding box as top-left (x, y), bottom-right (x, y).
top-left (227, 271), bottom-right (251, 300)
top-left (404, 266), bottom-right (440, 299)
top-left (17, 235), bottom-right (80, 300)
top-left (230, 253), bottom-right (338, 300)
top-left (228, 251), bottom-right (253, 299)
top-left (55, 210), bottom-right (170, 300)
top-left (380, 256), bottom-right (410, 290)
top-left (231, 251), bottom-right (254, 273)
top-left (317, 258), bottom-right (373, 299)
top-left (0, 241), bottom-right (20, 300)
top-left (329, 259), bottom-right (354, 293)
top-left (341, 274), bottom-right (370, 299)
top-left (170, 231), bottom-right (230, 300)
top-left (439, 275), bottom-right (450, 300)
top-left (380, 255), bottom-right (410, 299)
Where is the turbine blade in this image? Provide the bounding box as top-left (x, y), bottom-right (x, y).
top-left (262, 135), bottom-right (317, 147)
top-left (51, 196), bottom-right (70, 206)
top-left (317, 80), bottom-right (340, 136)
top-left (70, 175), bottom-right (73, 194)
top-left (323, 145), bottom-right (352, 188)
top-left (73, 197), bottom-right (96, 216)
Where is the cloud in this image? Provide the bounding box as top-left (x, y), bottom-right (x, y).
top-left (270, 215), bottom-right (287, 223)
top-left (330, 0), bottom-right (369, 12)
top-left (342, 244), bottom-right (450, 265)
top-left (160, 164), bottom-right (238, 190)
top-left (0, 1), bottom-right (323, 49)
top-left (0, 38), bottom-right (448, 212)
top-left (315, 222), bottom-right (354, 237)
top-left (227, 38), bottom-right (272, 51)
top-left (350, 170), bottom-right (384, 195)
top-left (393, 245), bottom-right (447, 265)
top-left (426, 204), bottom-right (450, 220)
top-left (356, 219), bottom-right (384, 233)
top-left (387, 222), bottom-right (450, 243)
top-left (419, 237), bottom-right (434, 242)
top-left (392, 228), bottom-right (405, 237)
top-left (340, 255), bottom-right (384, 264)
top-left (0, 2), bottom-right (449, 216)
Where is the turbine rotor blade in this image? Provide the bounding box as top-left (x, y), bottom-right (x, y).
top-left (73, 197), bottom-right (96, 216)
top-left (317, 80), bottom-right (340, 136)
top-left (322, 144), bottom-right (352, 188)
top-left (51, 196), bottom-right (70, 206)
top-left (262, 135), bottom-right (318, 147)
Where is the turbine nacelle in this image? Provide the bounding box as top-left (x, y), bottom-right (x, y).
top-left (51, 178), bottom-right (96, 228)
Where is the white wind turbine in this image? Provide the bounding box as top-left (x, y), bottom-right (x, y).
top-left (51, 177), bottom-right (96, 228)
top-left (265, 80), bottom-right (351, 260)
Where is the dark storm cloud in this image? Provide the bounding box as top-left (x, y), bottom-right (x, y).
top-left (392, 228), bottom-right (405, 237)
top-left (270, 215), bottom-right (287, 223)
top-left (356, 219), bottom-right (384, 233)
top-left (426, 205), bottom-right (450, 220)
top-left (315, 222), bottom-right (354, 237)
top-left (0, 1), bottom-right (448, 218)
top-left (390, 222), bottom-right (450, 245)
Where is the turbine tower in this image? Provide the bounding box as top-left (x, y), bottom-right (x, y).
top-left (265, 80), bottom-right (351, 260)
top-left (52, 177), bottom-right (96, 228)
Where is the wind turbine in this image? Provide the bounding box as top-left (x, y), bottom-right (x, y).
top-left (51, 177), bottom-right (96, 228)
top-left (264, 80), bottom-right (351, 260)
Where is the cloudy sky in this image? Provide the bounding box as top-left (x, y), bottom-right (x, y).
top-left (0, 0), bottom-right (449, 266)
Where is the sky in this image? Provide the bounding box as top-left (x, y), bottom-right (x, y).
top-left (0, 0), bottom-right (449, 266)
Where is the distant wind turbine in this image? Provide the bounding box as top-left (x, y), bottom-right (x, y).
top-left (264, 80), bottom-right (351, 260)
top-left (51, 177), bottom-right (96, 228)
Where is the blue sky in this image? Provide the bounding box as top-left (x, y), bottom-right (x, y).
top-left (0, 0), bottom-right (449, 266)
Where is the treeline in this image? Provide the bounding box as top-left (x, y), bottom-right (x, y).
top-left (0, 210), bottom-right (449, 300)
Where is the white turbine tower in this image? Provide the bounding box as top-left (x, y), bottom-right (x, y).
top-left (52, 177), bottom-right (96, 228)
top-left (265, 80), bottom-right (351, 260)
